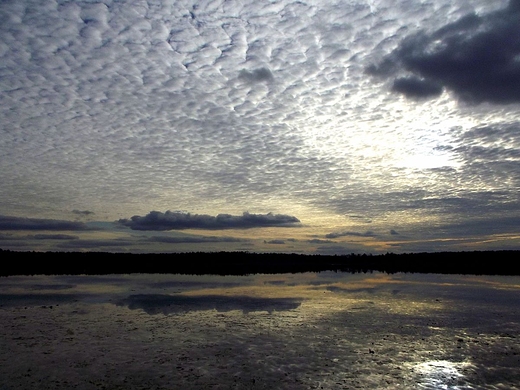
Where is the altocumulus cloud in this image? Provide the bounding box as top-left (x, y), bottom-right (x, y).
top-left (238, 67), bottom-right (274, 83)
top-left (370, 0), bottom-right (520, 103)
top-left (119, 211), bottom-right (300, 231)
top-left (0, 0), bottom-right (518, 254)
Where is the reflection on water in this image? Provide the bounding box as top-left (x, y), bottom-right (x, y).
top-left (117, 294), bottom-right (302, 315)
top-left (414, 360), bottom-right (472, 390)
top-left (0, 272), bottom-right (519, 389)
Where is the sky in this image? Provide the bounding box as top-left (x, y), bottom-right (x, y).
top-left (0, 0), bottom-right (519, 255)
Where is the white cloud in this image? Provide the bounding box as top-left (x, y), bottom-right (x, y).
top-left (0, 0), bottom-right (518, 253)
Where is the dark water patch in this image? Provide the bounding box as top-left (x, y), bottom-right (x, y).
top-left (0, 293), bottom-right (82, 308)
top-left (116, 294), bottom-right (302, 315)
top-left (263, 280), bottom-right (286, 286)
top-left (149, 280), bottom-right (244, 290)
top-left (326, 286), bottom-right (377, 294)
top-left (27, 284), bottom-right (76, 291)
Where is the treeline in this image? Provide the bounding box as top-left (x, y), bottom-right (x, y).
top-left (0, 249), bottom-right (519, 276)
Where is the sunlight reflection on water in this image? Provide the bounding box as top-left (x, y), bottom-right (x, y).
top-left (0, 272), bottom-right (518, 389)
top-left (414, 360), bottom-right (473, 390)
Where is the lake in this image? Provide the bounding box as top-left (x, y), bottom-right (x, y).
top-left (0, 272), bottom-right (519, 389)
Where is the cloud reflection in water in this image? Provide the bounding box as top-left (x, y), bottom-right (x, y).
top-left (117, 294), bottom-right (302, 315)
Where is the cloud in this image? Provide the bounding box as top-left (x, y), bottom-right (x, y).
top-left (29, 234), bottom-right (79, 240)
top-left (238, 67), bottom-right (274, 83)
top-left (453, 122), bottom-right (520, 190)
top-left (119, 211), bottom-right (300, 231)
top-left (434, 215), bottom-right (520, 238)
top-left (72, 210), bottom-right (95, 216)
top-left (391, 76), bottom-right (443, 99)
top-left (0, 0), bottom-right (518, 255)
top-left (264, 239), bottom-right (285, 245)
top-left (307, 239), bottom-right (335, 244)
top-left (370, 0), bottom-right (520, 103)
top-left (56, 239), bottom-right (134, 249)
top-left (149, 235), bottom-right (244, 244)
top-left (325, 231), bottom-right (377, 239)
top-left (314, 245), bottom-right (359, 256)
top-left (0, 215), bottom-right (88, 231)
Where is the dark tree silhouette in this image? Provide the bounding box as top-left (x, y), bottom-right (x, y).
top-left (0, 248), bottom-right (518, 276)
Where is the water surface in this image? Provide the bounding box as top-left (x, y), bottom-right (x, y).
top-left (1, 272), bottom-right (519, 389)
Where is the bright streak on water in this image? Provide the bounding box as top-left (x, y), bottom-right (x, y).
top-left (415, 360), bottom-right (473, 390)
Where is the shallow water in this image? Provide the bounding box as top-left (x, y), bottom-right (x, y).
top-left (0, 272), bottom-right (519, 389)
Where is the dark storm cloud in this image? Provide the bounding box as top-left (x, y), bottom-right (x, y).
top-left (370, 0), bottom-right (520, 103)
top-left (0, 215), bottom-right (88, 231)
top-left (119, 211), bottom-right (300, 231)
top-left (116, 294), bottom-right (302, 315)
top-left (325, 231), bottom-right (376, 239)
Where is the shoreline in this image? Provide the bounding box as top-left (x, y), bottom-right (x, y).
top-left (1, 249), bottom-right (519, 276)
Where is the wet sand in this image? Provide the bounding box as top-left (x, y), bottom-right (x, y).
top-left (0, 272), bottom-right (519, 389)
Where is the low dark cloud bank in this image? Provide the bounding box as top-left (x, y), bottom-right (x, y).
top-left (72, 210), bottom-right (95, 217)
top-left (0, 215), bottom-right (88, 231)
top-left (149, 235), bottom-right (244, 244)
top-left (307, 239), bottom-right (335, 244)
top-left (119, 211), bottom-right (300, 231)
top-left (57, 239), bottom-right (134, 249)
top-left (265, 240), bottom-right (285, 245)
top-left (369, 0), bottom-right (520, 103)
top-left (29, 234), bottom-right (79, 240)
top-left (325, 231), bottom-right (376, 239)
